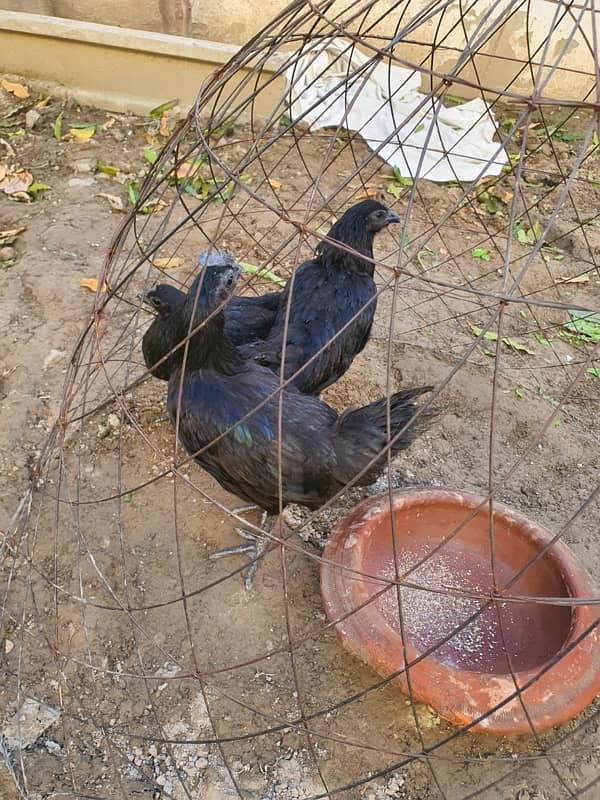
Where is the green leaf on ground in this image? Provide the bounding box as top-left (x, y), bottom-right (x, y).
top-left (471, 247), bottom-right (490, 261)
top-left (149, 99), bottom-right (178, 119)
top-left (470, 324), bottom-right (498, 341)
top-left (27, 182), bottom-right (51, 200)
top-left (239, 261), bottom-right (287, 288)
top-left (52, 112), bottom-right (63, 141)
top-left (96, 161), bottom-right (119, 177)
top-left (564, 310), bottom-right (600, 342)
top-left (501, 337), bottom-right (535, 355)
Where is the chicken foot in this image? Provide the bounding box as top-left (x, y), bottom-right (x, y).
top-left (210, 511), bottom-right (271, 589)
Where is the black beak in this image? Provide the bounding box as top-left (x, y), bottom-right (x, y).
top-left (137, 289), bottom-right (155, 311)
top-left (386, 210), bottom-right (401, 224)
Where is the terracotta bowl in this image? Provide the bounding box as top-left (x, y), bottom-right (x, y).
top-left (321, 489), bottom-right (600, 735)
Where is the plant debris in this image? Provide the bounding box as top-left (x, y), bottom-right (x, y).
top-left (149, 99), bottom-right (179, 119)
top-left (80, 278), bottom-right (109, 293)
top-left (153, 257), bottom-right (184, 270)
top-left (471, 247), bottom-right (490, 261)
top-left (97, 192), bottom-right (125, 211)
top-left (502, 337), bottom-right (535, 355)
top-left (513, 219), bottom-right (542, 245)
top-left (0, 225), bottom-right (25, 268)
top-left (470, 324), bottom-right (498, 341)
top-left (68, 125), bottom-right (96, 142)
top-left (383, 166), bottom-right (413, 199)
top-left (240, 261), bottom-right (287, 287)
top-left (96, 160), bottom-right (119, 177)
top-left (559, 274), bottom-right (590, 284)
top-left (52, 112), bottom-right (63, 141)
top-left (564, 310), bottom-right (600, 342)
top-left (470, 325), bottom-right (535, 354)
top-left (1, 78), bottom-right (29, 99)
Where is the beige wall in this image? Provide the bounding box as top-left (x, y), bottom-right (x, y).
top-left (0, 0), bottom-right (292, 41)
top-left (0, 0), bottom-right (596, 102)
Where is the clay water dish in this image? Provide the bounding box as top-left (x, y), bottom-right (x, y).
top-left (321, 488), bottom-right (600, 735)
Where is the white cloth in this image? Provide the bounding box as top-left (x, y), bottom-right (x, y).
top-left (285, 38), bottom-right (507, 183)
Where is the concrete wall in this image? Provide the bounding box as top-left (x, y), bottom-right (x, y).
top-left (0, 0), bottom-right (596, 107)
top-left (0, 0), bottom-right (291, 41)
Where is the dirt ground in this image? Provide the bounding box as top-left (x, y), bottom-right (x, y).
top-left (1, 79), bottom-right (600, 800)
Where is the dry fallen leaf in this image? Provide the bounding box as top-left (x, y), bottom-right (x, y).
top-left (143, 200), bottom-right (167, 214)
top-left (142, 132), bottom-right (158, 147)
top-left (159, 114), bottom-right (170, 137)
top-left (97, 192), bottom-right (124, 211)
top-left (0, 226), bottom-right (26, 239)
top-left (153, 256), bottom-right (184, 270)
top-left (1, 79), bottom-right (29, 99)
top-left (354, 186), bottom-right (379, 199)
top-left (80, 278), bottom-right (109, 293)
top-left (0, 171), bottom-right (33, 195)
top-left (69, 127), bottom-right (95, 142)
top-left (267, 178), bottom-right (282, 190)
top-left (0, 165), bottom-right (6, 183)
top-left (559, 274), bottom-right (590, 284)
top-left (175, 162), bottom-right (200, 180)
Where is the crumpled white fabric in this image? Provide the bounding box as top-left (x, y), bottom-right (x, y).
top-left (284, 38), bottom-right (507, 183)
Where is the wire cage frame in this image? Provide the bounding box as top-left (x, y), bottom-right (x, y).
top-left (2, 0), bottom-right (600, 799)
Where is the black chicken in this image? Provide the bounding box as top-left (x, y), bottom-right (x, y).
top-left (163, 260), bottom-right (435, 589)
top-left (140, 283), bottom-right (187, 381)
top-left (239, 199), bottom-right (400, 395)
top-left (199, 250), bottom-right (280, 346)
top-left (140, 249), bottom-right (280, 380)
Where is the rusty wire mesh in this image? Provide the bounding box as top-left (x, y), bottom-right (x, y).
top-left (2, 0), bottom-right (600, 798)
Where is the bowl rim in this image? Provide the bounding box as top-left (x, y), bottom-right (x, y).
top-left (320, 487), bottom-right (600, 735)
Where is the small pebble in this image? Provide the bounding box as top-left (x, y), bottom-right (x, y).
top-left (0, 245), bottom-right (16, 262)
top-left (74, 159), bottom-right (95, 173)
top-left (45, 739), bottom-right (61, 755)
top-left (68, 177), bottom-right (95, 188)
top-left (25, 109), bottom-right (40, 129)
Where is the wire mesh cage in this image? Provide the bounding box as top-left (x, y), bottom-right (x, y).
top-left (3, 0), bottom-right (600, 798)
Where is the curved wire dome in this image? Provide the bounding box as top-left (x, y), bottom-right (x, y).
top-left (4, 1), bottom-right (600, 798)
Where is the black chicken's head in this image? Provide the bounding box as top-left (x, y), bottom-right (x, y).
top-left (325, 199), bottom-right (401, 245)
top-left (139, 284), bottom-right (186, 319)
top-left (187, 261), bottom-right (241, 319)
top-left (357, 199), bottom-right (401, 233)
top-left (317, 199), bottom-right (400, 274)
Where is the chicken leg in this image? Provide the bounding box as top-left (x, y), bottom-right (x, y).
top-left (209, 511), bottom-right (271, 590)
